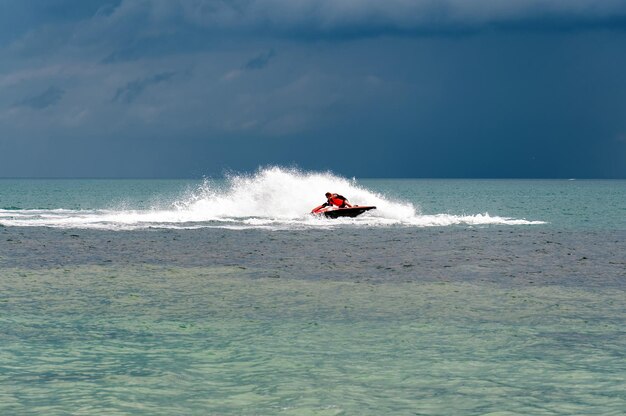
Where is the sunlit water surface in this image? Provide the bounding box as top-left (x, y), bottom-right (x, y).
top-left (1, 170), bottom-right (625, 414)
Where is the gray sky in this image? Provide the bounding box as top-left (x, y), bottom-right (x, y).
top-left (1, 0), bottom-right (625, 178)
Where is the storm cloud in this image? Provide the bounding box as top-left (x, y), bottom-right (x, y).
top-left (113, 72), bottom-right (176, 103)
top-left (107, 0), bottom-right (626, 36)
top-left (15, 86), bottom-right (65, 110)
top-left (0, 1), bottom-right (625, 178)
top-left (243, 49), bottom-right (275, 71)
top-left (3, 1), bottom-right (626, 51)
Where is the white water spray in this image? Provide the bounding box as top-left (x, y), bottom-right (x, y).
top-left (0, 167), bottom-right (544, 230)
top-left (175, 167), bottom-right (417, 221)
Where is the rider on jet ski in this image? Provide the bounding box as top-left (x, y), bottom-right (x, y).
top-left (320, 192), bottom-right (353, 209)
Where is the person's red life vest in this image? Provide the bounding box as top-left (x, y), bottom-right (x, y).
top-left (328, 195), bottom-right (346, 207)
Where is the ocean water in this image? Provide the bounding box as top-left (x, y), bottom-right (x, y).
top-left (0, 168), bottom-right (625, 415)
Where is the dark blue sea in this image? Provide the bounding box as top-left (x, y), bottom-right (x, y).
top-left (1, 168), bottom-right (625, 414)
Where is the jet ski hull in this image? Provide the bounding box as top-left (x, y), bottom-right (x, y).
top-left (313, 206), bottom-right (376, 218)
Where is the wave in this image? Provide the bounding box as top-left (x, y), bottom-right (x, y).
top-left (0, 167), bottom-right (545, 230)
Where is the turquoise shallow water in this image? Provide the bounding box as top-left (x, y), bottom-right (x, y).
top-left (0, 177), bottom-right (624, 229)
top-left (1, 173), bottom-right (625, 414)
top-left (2, 265), bottom-right (624, 415)
top-left (0, 179), bottom-right (194, 211)
top-left (362, 179), bottom-right (626, 230)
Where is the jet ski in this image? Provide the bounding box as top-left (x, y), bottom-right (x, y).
top-left (311, 205), bottom-right (376, 219)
